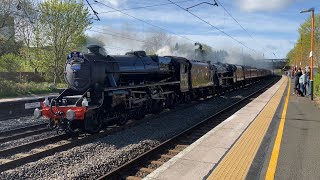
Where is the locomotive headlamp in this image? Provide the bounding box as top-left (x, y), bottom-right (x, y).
top-left (43, 97), bottom-right (50, 106)
top-left (34, 108), bottom-right (42, 119)
top-left (66, 109), bottom-right (75, 120)
top-left (82, 97), bottom-right (89, 107)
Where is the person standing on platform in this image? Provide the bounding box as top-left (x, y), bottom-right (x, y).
top-left (305, 66), bottom-right (311, 96)
top-left (294, 68), bottom-right (302, 95)
top-left (291, 67), bottom-right (295, 78)
top-left (299, 70), bottom-right (307, 96)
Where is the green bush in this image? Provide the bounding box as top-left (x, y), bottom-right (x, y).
top-left (314, 69), bottom-right (320, 96)
top-left (0, 53), bottom-right (23, 72)
top-left (0, 77), bottom-right (66, 98)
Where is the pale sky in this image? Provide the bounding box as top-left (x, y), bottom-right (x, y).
top-left (85, 0), bottom-right (318, 59)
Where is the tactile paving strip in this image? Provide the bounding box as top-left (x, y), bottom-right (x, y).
top-left (207, 77), bottom-right (288, 180)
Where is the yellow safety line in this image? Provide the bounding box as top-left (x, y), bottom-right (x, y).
top-left (207, 77), bottom-right (288, 180)
top-left (265, 78), bottom-right (291, 180)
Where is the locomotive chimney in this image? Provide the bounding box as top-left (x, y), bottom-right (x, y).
top-left (87, 45), bottom-right (102, 55)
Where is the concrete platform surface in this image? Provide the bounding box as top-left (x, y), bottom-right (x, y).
top-left (259, 80), bottom-right (320, 180)
top-left (144, 77), bottom-right (287, 180)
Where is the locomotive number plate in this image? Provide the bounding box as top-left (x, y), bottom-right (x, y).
top-left (25, 102), bottom-right (41, 109)
top-left (71, 64), bottom-right (81, 70)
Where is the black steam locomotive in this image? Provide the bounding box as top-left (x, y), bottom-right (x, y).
top-left (34, 45), bottom-right (271, 135)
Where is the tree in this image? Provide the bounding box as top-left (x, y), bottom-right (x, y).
top-left (142, 31), bottom-right (172, 54)
top-left (288, 14), bottom-right (320, 68)
top-left (14, 0), bottom-right (45, 73)
top-left (0, 53), bottom-right (23, 72)
top-left (0, 0), bottom-right (27, 56)
top-left (37, 0), bottom-right (91, 84)
top-left (212, 50), bottom-right (228, 63)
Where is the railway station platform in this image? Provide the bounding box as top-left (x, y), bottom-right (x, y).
top-left (0, 93), bottom-right (58, 103)
top-left (143, 76), bottom-right (320, 180)
top-left (0, 93), bottom-right (58, 120)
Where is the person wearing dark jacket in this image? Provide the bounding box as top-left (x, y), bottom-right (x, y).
top-left (294, 68), bottom-right (302, 95)
top-left (305, 66), bottom-right (311, 96)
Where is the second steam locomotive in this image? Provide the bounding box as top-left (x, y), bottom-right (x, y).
top-left (34, 45), bottom-right (271, 135)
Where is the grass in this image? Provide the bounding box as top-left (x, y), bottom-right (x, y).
top-left (314, 71), bottom-right (320, 96)
top-left (0, 78), bottom-right (67, 98)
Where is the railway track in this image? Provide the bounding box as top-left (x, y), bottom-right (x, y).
top-left (0, 77), bottom-right (276, 174)
top-left (0, 117), bottom-right (157, 172)
top-left (0, 79), bottom-right (259, 145)
top-left (98, 78), bottom-right (277, 180)
top-left (0, 133), bottom-right (68, 172)
top-left (0, 123), bottom-right (48, 143)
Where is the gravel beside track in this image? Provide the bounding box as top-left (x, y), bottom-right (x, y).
top-left (0, 77), bottom-right (279, 179)
top-left (0, 117), bottom-right (46, 132)
top-left (0, 131), bottom-right (58, 151)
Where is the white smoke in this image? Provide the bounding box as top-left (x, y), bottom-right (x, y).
top-left (88, 24), bottom-right (144, 54)
top-left (155, 46), bottom-right (172, 56)
top-left (155, 44), bottom-right (199, 60)
top-left (237, 0), bottom-right (296, 12)
top-left (155, 44), bottom-right (270, 69)
top-left (81, 36), bottom-right (107, 54)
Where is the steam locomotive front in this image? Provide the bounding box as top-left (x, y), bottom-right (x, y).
top-left (65, 51), bottom-right (91, 92)
top-left (64, 45), bottom-right (111, 92)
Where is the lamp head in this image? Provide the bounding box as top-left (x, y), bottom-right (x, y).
top-left (300, 8), bottom-right (314, 13)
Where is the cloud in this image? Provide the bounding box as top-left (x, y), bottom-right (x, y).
top-left (87, 0), bottom-right (300, 58)
top-left (86, 24), bottom-right (293, 59)
top-left (98, 0), bottom-right (127, 8)
top-left (92, 3), bottom-right (299, 36)
top-left (236, 0), bottom-right (296, 12)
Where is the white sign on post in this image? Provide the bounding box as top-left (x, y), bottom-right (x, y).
top-left (25, 102), bottom-right (41, 109)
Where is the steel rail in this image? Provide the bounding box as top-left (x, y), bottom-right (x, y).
top-left (0, 114), bottom-right (162, 172)
top-left (98, 77), bottom-right (278, 179)
top-left (0, 124), bottom-right (48, 143)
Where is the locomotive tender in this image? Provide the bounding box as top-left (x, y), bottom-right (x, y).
top-left (34, 45), bottom-right (271, 135)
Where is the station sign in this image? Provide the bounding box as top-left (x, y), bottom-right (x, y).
top-left (25, 102), bottom-right (41, 109)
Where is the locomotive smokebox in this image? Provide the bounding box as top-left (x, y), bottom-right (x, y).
top-left (65, 49), bottom-right (92, 92)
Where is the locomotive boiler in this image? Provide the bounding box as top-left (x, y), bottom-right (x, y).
top-left (65, 45), bottom-right (174, 92)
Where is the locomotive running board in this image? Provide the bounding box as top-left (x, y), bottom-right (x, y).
top-left (103, 81), bottom-right (180, 91)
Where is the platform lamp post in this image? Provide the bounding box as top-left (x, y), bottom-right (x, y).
top-left (300, 7), bottom-right (314, 101)
top-left (295, 41), bottom-right (303, 67)
top-left (294, 49), bottom-right (298, 69)
top-left (299, 39), bottom-right (303, 67)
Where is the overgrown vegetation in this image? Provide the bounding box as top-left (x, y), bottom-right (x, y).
top-left (0, 77), bottom-right (67, 98)
top-left (314, 69), bottom-right (320, 96)
top-left (286, 14), bottom-right (320, 68)
top-left (0, 0), bottom-right (90, 98)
